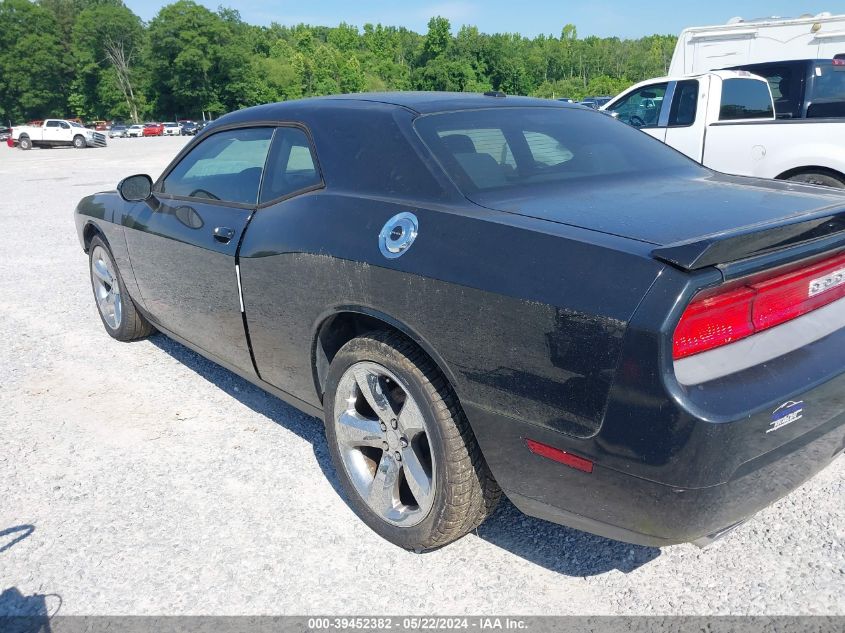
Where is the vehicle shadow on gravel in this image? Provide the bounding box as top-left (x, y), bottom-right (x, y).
top-left (475, 502), bottom-right (661, 576)
top-left (0, 587), bottom-right (57, 631)
top-left (150, 334), bottom-right (661, 577)
top-left (0, 525), bottom-right (34, 555)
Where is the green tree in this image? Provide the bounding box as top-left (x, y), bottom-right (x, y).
top-left (147, 0), bottom-right (260, 118)
top-left (419, 16), bottom-right (450, 65)
top-left (0, 0), bottom-right (66, 122)
top-left (70, 3), bottom-right (147, 122)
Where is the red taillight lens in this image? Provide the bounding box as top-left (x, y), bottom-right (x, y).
top-left (674, 251), bottom-right (845, 360)
top-left (673, 286), bottom-right (755, 359)
top-left (752, 254), bottom-right (845, 331)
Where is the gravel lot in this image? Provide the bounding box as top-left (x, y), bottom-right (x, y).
top-left (0, 136), bottom-right (843, 616)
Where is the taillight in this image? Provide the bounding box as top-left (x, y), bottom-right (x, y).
top-left (674, 251), bottom-right (845, 360)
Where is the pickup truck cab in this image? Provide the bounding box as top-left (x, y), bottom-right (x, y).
top-left (12, 119), bottom-right (106, 150)
top-left (603, 70), bottom-right (845, 188)
top-left (726, 59), bottom-right (845, 119)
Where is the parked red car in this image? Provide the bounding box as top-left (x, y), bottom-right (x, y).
top-left (142, 123), bottom-right (163, 137)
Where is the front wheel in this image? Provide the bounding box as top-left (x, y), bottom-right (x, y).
top-left (73, 135), bottom-right (86, 149)
top-left (89, 235), bottom-right (154, 341)
top-left (324, 331), bottom-right (500, 550)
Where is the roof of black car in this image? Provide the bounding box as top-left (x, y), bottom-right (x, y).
top-left (319, 91), bottom-right (574, 114)
top-left (233, 92), bottom-right (577, 117)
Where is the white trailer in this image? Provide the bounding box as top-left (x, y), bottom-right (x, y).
top-left (669, 12), bottom-right (845, 75)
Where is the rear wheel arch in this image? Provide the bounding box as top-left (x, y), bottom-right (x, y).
top-left (312, 309), bottom-right (461, 406)
top-left (776, 166), bottom-right (845, 187)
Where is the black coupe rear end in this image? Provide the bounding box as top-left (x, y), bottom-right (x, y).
top-left (74, 92), bottom-right (845, 550)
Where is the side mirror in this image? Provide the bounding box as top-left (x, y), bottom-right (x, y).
top-left (118, 174), bottom-right (153, 202)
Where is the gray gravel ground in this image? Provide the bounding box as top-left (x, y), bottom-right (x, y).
top-left (0, 136), bottom-right (843, 616)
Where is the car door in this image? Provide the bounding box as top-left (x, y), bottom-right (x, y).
top-left (663, 77), bottom-right (708, 162)
top-left (605, 82), bottom-right (670, 142)
top-left (123, 126), bottom-right (275, 374)
top-left (42, 120), bottom-right (63, 144)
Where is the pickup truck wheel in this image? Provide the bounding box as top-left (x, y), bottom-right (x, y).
top-left (19, 136), bottom-right (31, 150)
top-left (73, 135), bottom-right (86, 149)
top-left (324, 331), bottom-right (500, 550)
top-left (786, 171), bottom-right (845, 189)
top-left (89, 235), bottom-right (154, 341)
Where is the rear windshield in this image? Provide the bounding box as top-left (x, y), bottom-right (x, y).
top-left (719, 79), bottom-right (774, 120)
top-left (414, 107), bottom-right (698, 194)
top-left (807, 62), bottom-right (845, 118)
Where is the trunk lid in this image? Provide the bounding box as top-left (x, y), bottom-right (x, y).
top-left (470, 173), bottom-right (845, 268)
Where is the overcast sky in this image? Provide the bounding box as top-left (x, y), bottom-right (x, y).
top-left (123, 1), bottom-right (837, 38)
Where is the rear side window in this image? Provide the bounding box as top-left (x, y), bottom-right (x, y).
top-left (668, 80), bottom-right (699, 126)
top-left (161, 127), bottom-right (273, 204)
top-left (259, 127), bottom-right (321, 203)
top-left (415, 107), bottom-right (697, 194)
top-left (719, 79), bottom-right (774, 120)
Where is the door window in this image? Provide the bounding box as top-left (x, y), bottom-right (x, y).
top-left (668, 80), bottom-right (699, 127)
top-left (719, 79), bottom-right (774, 120)
top-left (607, 83), bottom-right (668, 128)
top-left (45, 121), bottom-right (60, 128)
top-left (259, 127), bottom-right (322, 203)
top-left (161, 127), bottom-right (274, 204)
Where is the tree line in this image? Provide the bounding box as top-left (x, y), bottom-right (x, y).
top-left (0, 0), bottom-right (677, 124)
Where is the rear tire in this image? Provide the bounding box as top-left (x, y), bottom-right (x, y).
top-left (73, 135), bottom-right (86, 149)
top-left (88, 235), bottom-right (154, 341)
top-left (19, 136), bottom-right (31, 150)
top-left (324, 331), bottom-right (500, 550)
top-left (786, 171), bottom-right (845, 189)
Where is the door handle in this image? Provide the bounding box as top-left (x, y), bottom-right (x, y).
top-left (213, 226), bottom-right (235, 243)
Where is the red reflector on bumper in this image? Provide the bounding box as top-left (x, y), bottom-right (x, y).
top-left (525, 439), bottom-right (594, 473)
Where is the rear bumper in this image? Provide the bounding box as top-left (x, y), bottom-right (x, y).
top-left (467, 395), bottom-right (845, 547)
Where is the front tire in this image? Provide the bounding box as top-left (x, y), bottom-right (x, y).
top-left (88, 235), bottom-right (154, 341)
top-left (786, 171), bottom-right (845, 189)
top-left (324, 331), bottom-right (500, 550)
top-left (73, 135), bottom-right (86, 149)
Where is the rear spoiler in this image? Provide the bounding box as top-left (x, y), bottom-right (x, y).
top-left (652, 206), bottom-right (845, 270)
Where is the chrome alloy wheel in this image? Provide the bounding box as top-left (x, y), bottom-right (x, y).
top-left (91, 245), bottom-right (122, 329)
top-left (333, 361), bottom-right (436, 526)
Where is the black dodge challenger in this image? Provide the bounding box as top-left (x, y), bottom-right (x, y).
top-left (74, 92), bottom-right (845, 550)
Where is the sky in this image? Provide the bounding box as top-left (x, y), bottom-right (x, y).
top-left (123, 1), bottom-right (841, 39)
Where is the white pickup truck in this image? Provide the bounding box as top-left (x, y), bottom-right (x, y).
top-left (12, 119), bottom-right (107, 150)
top-left (602, 70), bottom-right (845, 188)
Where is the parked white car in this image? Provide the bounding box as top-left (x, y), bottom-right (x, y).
top-left (126, 124), bottom-right (144, 138)
top-left (669, 11), bottom-right (845, 75)
top-left (162, 122), bottom-right (181, 136)
top-left (602, 70), bottom-right (845, 188)
top-left (12, 119), bottom-right (106, 150)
